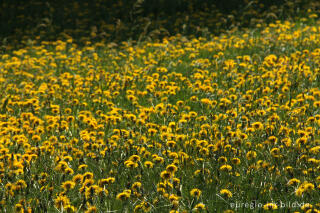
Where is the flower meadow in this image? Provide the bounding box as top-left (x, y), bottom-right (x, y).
top-left (3, 1), bottom-right (320, 213)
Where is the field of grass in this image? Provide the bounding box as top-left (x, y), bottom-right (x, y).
top-left (2, 0), bottom-right (320, 212)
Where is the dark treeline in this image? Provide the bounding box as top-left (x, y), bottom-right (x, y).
top-left (0, 0), bottom-right (317, 49)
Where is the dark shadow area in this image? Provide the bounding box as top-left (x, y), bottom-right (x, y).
top-left (0, 0), bottom-right (317, 50)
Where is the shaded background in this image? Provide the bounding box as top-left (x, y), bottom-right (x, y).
top-left (0, 0), bottom-right (317, 49)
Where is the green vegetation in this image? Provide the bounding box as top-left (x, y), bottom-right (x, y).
top-left (1, 0), bottom-right (320, 212)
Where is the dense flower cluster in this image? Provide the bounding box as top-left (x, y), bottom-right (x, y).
top-left (2, 2), bottom-right (320, 213)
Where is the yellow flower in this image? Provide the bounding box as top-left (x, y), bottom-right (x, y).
top-left (15, 180), bottom-right (27, 190)
top-left (141, 201), bottom-right (151, 212)
top-left (15, 203), bottom-right (24, 213)
top-left (116, 190), bottom-right (131, 201)
top-left (295, 182), bottom-right (315, 196)
top-left (148, 128), bottom-right (158, 136)
top-left (78, 164), bottom-right (88, 171)
top-left (169, 194), bottom-right (179, 203)
top-left (85, 185), bottom-right (100, 199)
top-left (72, 174), bottom-right (83, 184)
top-left (32, 134), bottom-right (41, 142)
top-left (287, 178), bottom-right (300, 186)
top-left (270, 148), bottom-right (280, 157)
top-left (61, 181), bottom-right (75, 191)
top-left (252, 122), bottom-right (264, 130)
top-left (304, 182), bottom-right (315, 193)
top-left (231, 158), bottom-right (240, 165)
top-left (166, 164), bottom-right (178, 174)
top-left (83, 179), bottom-right (94, 188)
top-left (160, 170), bottom-right (172, 180)
top-left (83, 172), bottom-right (94, 180)
top-left (168, 122), bottom-right (176, 128)
top-left (263, 203), bottom-right (278, 210)
top-left (64, 167), bottom-right (74, 175)
top-left (295, 187), bottom-right (304, 197)
top-left (85, 205), bottom-right (97, 213)
top-left (301, 203), bottom-right (313, 211)
top-left (129, 155), bottom-right (141, 162)
top-left (65, 205), bottom-right (76, 213)
top-left (154, 156), bottom-right (164, 164)
top-left (167, 140), bottom-right (176, 148)
top-left (124, 160), bottom-right (138, 168)
top-left (190, 188), bottom-right (202, 198)
top-left (106, 177), bottom-right (115, 184)
top-left (314, 101), bottom-right (320, 108)
top-left (132, 182), bottom-right (142, 191)
top-left (246, 151), bottom-right (257, 160)
top-left (194, 203), bottom-right (206, 211)
top-left (268, 136), bottom-right (278, 144)
top-left (144, 161), bottom-right (154, 168)
top-left (54, 195), bottom-right (70, 209)
top-left (220, 189), bottom-right (232, 198)
top-left (218, 156), bottom-right (228, 164)
top-left (220, 164), bottom-right (232, 172)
